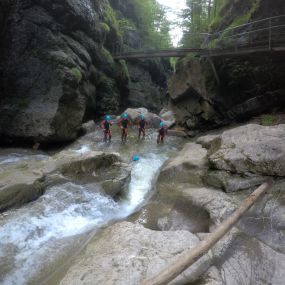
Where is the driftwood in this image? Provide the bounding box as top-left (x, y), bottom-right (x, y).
top-left (141, 180), bottom-right (272, 285)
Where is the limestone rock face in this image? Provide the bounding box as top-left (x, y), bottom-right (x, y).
top-left (59, 222), bottom-right (212, 285)
top-left (151, 122), bottom-right (285, 285)
top-left (0, 0), bottom-right (126, 144)
top-left (168, 55), bottom-right (285, 131)
top-left (0, 0), bottom-right (169, 144)
top-left (158, 143), bottom-right (208, 185)
top-left (207, 124), bottom-right (285, 176)
top-left (126, 61), bottom-right (166, 112)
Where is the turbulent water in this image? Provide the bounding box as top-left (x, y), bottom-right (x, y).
top-left (0, 128), bottom-right (182, 285)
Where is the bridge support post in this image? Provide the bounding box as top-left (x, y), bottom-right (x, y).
top-left (207, 57), bottom-right (220, 86)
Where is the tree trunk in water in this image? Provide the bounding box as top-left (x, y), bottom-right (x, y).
top-left (140, 181), bottom-right (273, 285)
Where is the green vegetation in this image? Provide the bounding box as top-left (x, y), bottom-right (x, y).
top-left (180, 0), bottom-right (262, 48)
top-left (100, 22), bottom-right (111, 34)
top-left (260, 114), bottom-right (278, 126)
top-left (70, 67), bottom-right (82, 83)
top-left (118, 18), bottom-right (136, 31)
top-left (121, 0), bottom-right (172, 49)
top-left (118, 60), bottom-right (130, 80)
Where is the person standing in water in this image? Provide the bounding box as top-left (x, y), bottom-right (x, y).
top-left (119, 113), bottom-right (130, 142)
top-left (100, 115), bottom-right (113, 143)
top-left (137, 114), bottom-right (147, 139)
top-left (157, 121), bottom-right (167, 144)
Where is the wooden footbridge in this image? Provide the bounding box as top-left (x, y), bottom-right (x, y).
top-left (113, 15), bottom-right (285, 59)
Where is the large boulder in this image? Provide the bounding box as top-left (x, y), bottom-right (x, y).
top-left (157, 143), bottom-right (208, 186)
top-left (122, 108), bottom-right (162, 128)
top-left (59, 222), bottom-right (212, 285)
top-left (0, 148), bottom-right (129, 211)
top-left (168, 52), bottom-right (285, 131)
top-left (205, 124), bottom-right (285, 176)
top-left (160, 108), bottom-right (176, 128)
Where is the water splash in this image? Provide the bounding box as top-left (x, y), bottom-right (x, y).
top-left (0, 154), bottom-right (169, 285)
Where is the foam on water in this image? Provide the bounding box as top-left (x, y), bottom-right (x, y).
top-left (123, 153), bottom-right (168, 212)
top-left (0, 149), bottom-right (169, 285)
top-left (0, 154), bottom-right (48, 165)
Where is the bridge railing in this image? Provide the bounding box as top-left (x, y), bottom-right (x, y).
top-left (205, 14), bottom-right (285, 52)
top-left (113, 15), bottom-right (285, 58)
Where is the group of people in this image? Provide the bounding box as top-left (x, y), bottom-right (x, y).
top-left (100, 113), bottom-right (167, 144)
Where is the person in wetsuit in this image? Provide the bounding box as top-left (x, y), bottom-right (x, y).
top-left (100, 115), bottom-right (112, 142)
top-left (119, 113), bottom-right (130, 142)
top-left (157, 121), bottom-right (167, 144)
top-left (137, 114), bottom-right (147, 139)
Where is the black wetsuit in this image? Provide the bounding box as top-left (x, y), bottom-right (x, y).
top-left (122, 119), bottom-right (129, 129)
top-left (159, 127), bottom-right (166, 136)
top-left (104, 121), bottom-right (111, 132)
top-left (139, 119), bottom-right (145, 129)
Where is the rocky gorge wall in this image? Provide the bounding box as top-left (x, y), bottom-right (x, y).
top-left (169, 0), bottom-right (285, 132)
top-left (0, 0), bottom-right (169, 145)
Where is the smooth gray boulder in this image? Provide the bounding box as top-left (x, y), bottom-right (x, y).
top-left (0, 149), bottom-right (129, 211)
top-left (207, 124), bottom-right (285, 176)
top-left (157, 143), bottom-right (208, 185)
top-left (203, 170), bottom-right (267, 192)
top-left (122, 107), bottom-right (162, 128)
top-left (59, 222), bottom-right (212, 285)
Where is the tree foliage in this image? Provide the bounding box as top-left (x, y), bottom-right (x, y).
top-left (180, 0), bottom-right (216, 47)
top-left (123, 0), bottom-right (172, 49)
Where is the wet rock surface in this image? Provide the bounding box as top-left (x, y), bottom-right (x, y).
top-left (143, 122), bottom-right (285, 285)
top-left (0, 148), bottom-right (129, 212)
top-left (59, 221), bottom-right (212, 285)
top-left (206, 124), bottom-right (285, 176)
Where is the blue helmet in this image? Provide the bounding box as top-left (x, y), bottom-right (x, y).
top-left (132, 154), bottom-right (140, 161)
top-left (105, 115), bottom-right (111, 121)
top-left (122, 113), bottom-right (128, 119)
top-left (160, 122), bottom-right (165, 128)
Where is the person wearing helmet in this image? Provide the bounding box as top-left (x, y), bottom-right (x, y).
top-left (137, 114), bottom-right (147, 139)
top-left (119, 113), bottom-right (130, 142)
top-left (100, 115), bottom-right (113, 143)
top-left (157, 121), bottom-right (167, 144)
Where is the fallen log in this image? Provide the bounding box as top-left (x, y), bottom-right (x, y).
top-left (141, 180), bottom-right (273, 285)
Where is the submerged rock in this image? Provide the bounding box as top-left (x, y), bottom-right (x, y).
top-left (59, 221), bottom-right (212, 285)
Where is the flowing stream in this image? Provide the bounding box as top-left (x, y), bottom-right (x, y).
top-left (0, 128), bottom-right (183, 285)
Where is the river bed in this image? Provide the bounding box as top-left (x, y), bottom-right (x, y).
top-left (0, 127), bottom-right (184, 285)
